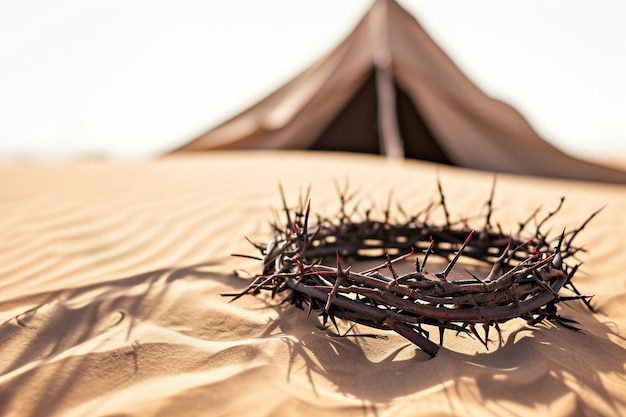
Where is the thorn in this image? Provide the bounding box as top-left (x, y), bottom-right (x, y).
top-left (421, 236), bottom-right (435, 272)
top-left (485, 174), bottom-right (497, 228)
top-left (436, 231), bottom-right (474, 281)
top-left (244, 236), bottom-right (265, 251)
top-left (470, 323), bottom-right (488, 349)
top-left (385, 249), bottom-right (399, 279)
top-left (484, 237), bottom-right (511, 282)
top-left (466, 270), bottom-right (482, 282)
top-left (565, 205), bottom-right (604, 253)
top-left (278, 182), bottom-right (293, 232)
top-left (436, 173), bottom-right (451, 227)
top-left (552, 229), bottom-right (565, 269)
top-left (302, 199), bottom-right (311, 252)
top-left (558, 294), bottom-right (595, 306)
top-left (325, 313), bottom-right (340, 333)
top-left (342, 323), bottom-right (357, 337)
top-left (230, 253), bottom-right (263, 261)
top-left (536, 196), bottom-right (565, 236)
top-left (494, 323), bottom-right (503, 347)
top-left (325, 251), bottom-right (348, 312)
top-left (483, 322), bottom-right (490, 351)
top-left (336, 250), bottom-right (342, 272)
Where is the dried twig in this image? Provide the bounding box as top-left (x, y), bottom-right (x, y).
top-left (225, 180), bottom-right (598, 357)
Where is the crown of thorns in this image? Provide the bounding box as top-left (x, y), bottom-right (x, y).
top-left (225, 178), bottom-right (599, 356)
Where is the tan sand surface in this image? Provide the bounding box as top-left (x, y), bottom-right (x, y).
top-left (1, 151), bottom-right (625, 416)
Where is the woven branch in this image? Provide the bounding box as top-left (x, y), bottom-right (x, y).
top-left (225, 179), bottom-right (599, 356)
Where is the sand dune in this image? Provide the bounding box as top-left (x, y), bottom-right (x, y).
top-left (1, 151), bottom-right (625, 416)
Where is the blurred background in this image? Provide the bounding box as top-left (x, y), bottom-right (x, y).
top-left (0, 0), bottom-right (624, 160)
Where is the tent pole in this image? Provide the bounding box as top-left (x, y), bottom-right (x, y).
top-left (373, 0), bottom-right (404, 159)
top-left (375, 53), bottom-right (404, 159)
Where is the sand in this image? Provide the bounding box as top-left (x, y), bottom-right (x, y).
top-left (1, 151), bottom-right (625, 417)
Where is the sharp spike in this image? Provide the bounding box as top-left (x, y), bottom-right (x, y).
top-left (325, 251), bottom-right (347, 312)
top-left (327, 313), bottom-right (340, 333)
top-left (484, 237), bottom-right (512, 282)
top-left (470, 323), bottom-right (488, 349)
top-left (421, 236), bottom-right (435, 272)
top-left (436, 173), bottom-right (451, 227)
top-left (278, 182), bottom-right (293, 231)
top-left (495, 323), bottom-right (504, 348)
top-left (437, 231), bottom-right (474, 280)
top-left (484, 174), bottom-right (497, 228)
top-left (483, 322), bottom-right (491, 351)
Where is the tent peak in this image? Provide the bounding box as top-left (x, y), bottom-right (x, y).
top-left (172, 0), bottom-right (626, 184)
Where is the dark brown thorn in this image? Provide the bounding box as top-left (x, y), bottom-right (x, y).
top-left (565, 205), bottom-right (604, 254)
top-left (231, 253), bottom-right (263, 261)
top-left (325, 251), bottom-right (349, 312)
top-left (565, 263), bottom-right (581, 284)
top-left (327, 313), bottom-right (340, 333)
top-left (244, 236), bottom-right (265, 251)
top-left (300, 184), bottom-right (312, 217)
top-left (341, 323), bottom-right (358, 337)
top-left (494, 323), bottom-right (504, 347)
top-left (278, 182), bottom-right (293, 232)
top-left (537, 196), bottom-right (565, 232)
top-left (484, 237), bottom-right (512, 282)
top-left (436, 173), bottom-right (451, 227)
top-left (302, 199), bottom-right (311, 252)
top-left (563, 270), bottom-right (595, 312)
top-left (559, 295), bottom-right (594, 303)
top-left (421, 236), bottom-right (435, 272)
top-left (552, 229), bottom-right (565, 269)
top-left (483, 322), bottom-right (491, 350)
top-left (385, 249), bottom-right (399, 280)
top-left (466, 270), bottom-right (482, 282)
top-left (223, 274), bottom-right (274, 302)
top-left (470, 323), bottom-right (488, 349)
top-left (484, 174), bottom-right (497, 228)
top-left (435, 231), bottom-right (474, 281)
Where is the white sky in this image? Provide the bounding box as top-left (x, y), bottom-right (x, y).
top-left (0, 0), bottom-right (624, 159)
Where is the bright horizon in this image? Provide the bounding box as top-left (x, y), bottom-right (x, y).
top-left (0, 0), bottom-right (624, 160)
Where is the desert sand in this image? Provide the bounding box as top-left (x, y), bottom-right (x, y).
top-left (1, 151), bottom-right (625, 417)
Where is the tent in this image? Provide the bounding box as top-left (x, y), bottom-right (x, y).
top-left (174, 0), bottom-right (626, 183)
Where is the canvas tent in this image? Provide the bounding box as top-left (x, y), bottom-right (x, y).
top-left (174, 0), bottom-right (626, 183)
